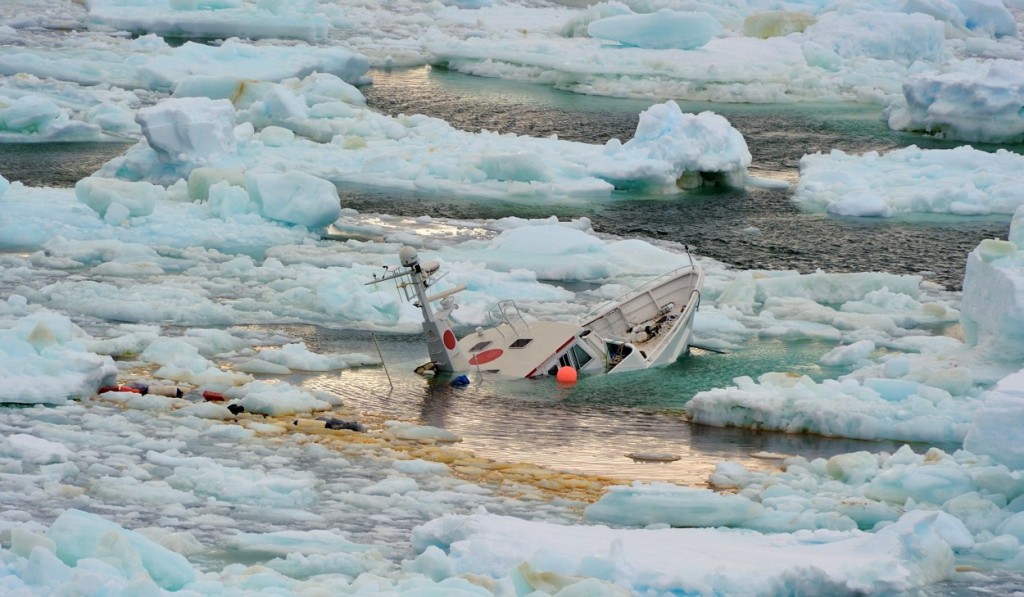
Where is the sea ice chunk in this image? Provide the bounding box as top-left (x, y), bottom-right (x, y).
top-left (244, 170), bottom-right (341, 229)
top-left (960, 205), bottom-right (1024, 363)
top-left (587, 10), bottom-right (722, 50)
top-left (890, 59), bottom-right (1024, 144)
top-left (75, 176), bottom-right (164, 219)
top-left (136, 96), bottom-right (237, 163)
top-left (46, 509), bottom-right (195, 591)
top-left (584, 483), bottom-right (763, 527)
top-left (963, 369), bottom-right (1024, 471)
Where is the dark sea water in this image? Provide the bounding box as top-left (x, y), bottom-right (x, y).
top-left (360, 66), bottom-right (1013, 292)
top-left (257, 324), bottom-right (933, 486)
top-left (354, 71), bottom-right (1024, 593)
top-left (0, 141), bottom-right (132, 188)
top-left (1, 53), bottom-right (1020, 594)
top-left (0, 67), bottom-right (1009, 290)
top-left (0, 66), bottom-right (1003, 486)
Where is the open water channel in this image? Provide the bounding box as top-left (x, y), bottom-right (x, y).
top-left (0, 66), bottom-right (1011, 486)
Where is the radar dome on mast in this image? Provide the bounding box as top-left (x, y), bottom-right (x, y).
top-left (400, 246), bottom-right (419, 267)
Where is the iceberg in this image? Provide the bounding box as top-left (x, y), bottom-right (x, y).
top-left (961, 206), bottom-right (1024, 363)
top-left (889, 58), bottom-right (1024, 144)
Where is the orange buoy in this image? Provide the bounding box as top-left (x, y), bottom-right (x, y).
top-left (556, 366), bottom-right (577, 384)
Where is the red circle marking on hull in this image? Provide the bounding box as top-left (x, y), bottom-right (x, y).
top-left (468, 348), bottom-right (503, 365)
top-left (443, 329), bottom-right (457, 350)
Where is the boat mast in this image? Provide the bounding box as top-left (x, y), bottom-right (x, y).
top-left (398, 247), bottom-right (469, 373)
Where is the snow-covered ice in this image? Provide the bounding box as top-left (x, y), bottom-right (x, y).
top-left (96, 87), bottom-right (752, 196)
top-left (3, 162), bottom-right (1023, 593)
top-left (794, 145), bottom-right (1024, 217)
top-left (1, 0), bottom-right (1021, 139)
top-left (889, 58), bottom-right (1024, 144)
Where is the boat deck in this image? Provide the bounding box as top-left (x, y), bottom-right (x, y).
top-left (457, 320), bottom-right (581, 378)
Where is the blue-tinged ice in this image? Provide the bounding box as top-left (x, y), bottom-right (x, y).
top-left (44, 509), bottom-right (195, 591)
top-left (587, 10), bottom-right (722, 50)
top-left (0, 311), bottom-right (117, 405)
top-left (584, 483), bottom-right (762, 527)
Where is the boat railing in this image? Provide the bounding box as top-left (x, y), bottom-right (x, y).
top-left (580, 264), bottom-right (699, 325)
top-left (487, 299), bottom-right (529, 337)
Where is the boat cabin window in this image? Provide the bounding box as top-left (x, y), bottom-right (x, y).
top-left (549, 353), bottom-right (574, 376)
top-left (547, 346), bottom-right (589, 376)
top-left (469, 341), bottom-right (492, 352)
top-left (509, 338), bottom-right (533, 349)
top-left (572, 345), bottom-right (593, 368)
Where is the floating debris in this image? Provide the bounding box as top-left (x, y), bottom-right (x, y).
top-left (202, 391), bottom-right (225, 402)
top-left (749, 451), bottom-right (794, 460)
top-left (625, 452), bottom-right (682, 462)
top-left (147, 385), bottom-right (183, 397)
top-left (98, 385), bottom-right (142, 394)
top-left (100, 381), bottom-right (185, 397)
top-left (317, 417), bottom-right (366, 432)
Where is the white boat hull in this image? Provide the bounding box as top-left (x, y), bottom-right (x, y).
top-left (582, 264), bottom-right (704, 375)
top-left (370, 248), bottom-right (704, 379)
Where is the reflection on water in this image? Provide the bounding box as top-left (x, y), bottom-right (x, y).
top-left (2, 63), bottom-right (1013, 592)
top-left (0, 68), bottom-right (1010, 290)
top-left (0, 142), bottom-right (132, 187)
top-left (358, 66), bottom-right (1010, 291)
top-left (262, 324), bottom-right (940, 484)
top-left (334, 181), bottom-right (1004, 291)
top-left (927, 571), bottom-right (1024, 596)
top-left (0, 66), bottom-right (986, 484)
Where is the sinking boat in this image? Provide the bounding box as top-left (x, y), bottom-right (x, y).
top-left (367, 247), bottom-right (703, 379)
